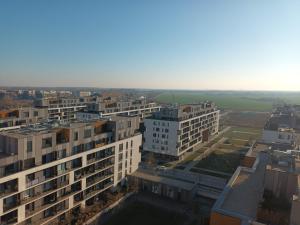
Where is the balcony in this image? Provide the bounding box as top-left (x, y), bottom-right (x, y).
top-left (25, 189), bottom-right (73, 217)
top-left (0, 179), bottom-right (18, 198)
top-left (21, 179), bottom-right (69, 205)
top-left (0, 210), bottom-right (18, 225)
top-left (3, 195), bottom-right (20, 212)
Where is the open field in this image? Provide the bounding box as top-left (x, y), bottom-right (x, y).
top-left (102, 201), bottom-right (187, 225)
top-left (222, 126), bottom-right (262, 139)
top-left (222, 111), bottom-right (270, 128)
top-left (155, 91), bottom-right (300, 112)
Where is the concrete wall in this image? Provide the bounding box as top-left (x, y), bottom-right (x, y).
top-left (264, 168), bottom-right (298, 200)
top-left (290, 195), bottom-right (300, 225)
top-left (143, 119), bottom-right (179, 157)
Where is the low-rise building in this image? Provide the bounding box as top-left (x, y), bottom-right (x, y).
top-left (210, 144), bottom-right (300, 225)
top-left (0, 116), bottom-right (142, 225)
top-left (143, 103), bottom-right (219, 160)
top-left (262, 106), bottom-right (297, 148)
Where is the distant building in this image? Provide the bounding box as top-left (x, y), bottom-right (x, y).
top-left (0, 107), bottom-right (48, 130)
top-left (262, 106), bottom-right (297, 148)
top-left (78, 96), bottom-right (161, 119)
top-left (79, 91), bottom-right (91, 97)
top-left (262, 127), bottom-right (295, 146)
top-left (0, 116), bottom-right (142, 225)
top-left (34, 97), bottom-right (86, 123)
top-left (143, 102), bottom-right (220, 160)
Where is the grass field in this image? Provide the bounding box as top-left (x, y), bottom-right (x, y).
top-left (102, 201), bottom-right (187, 225)
top-left (193, 126), bottom-right (260, 174)
top-left (194, 150), bottom-right (244, 174)
top-left (155, 91), bottom-right (300, 111)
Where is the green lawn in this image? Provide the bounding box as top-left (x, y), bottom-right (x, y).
top-left (194, 150), bottom-right (244, 174)
top-left (102, 201), bottom-right (187, 225)
top-left (155, 91), bottom-right (300, 112)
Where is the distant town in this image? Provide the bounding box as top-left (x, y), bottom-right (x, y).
top-left (0, 87), bottom-right (299, 225)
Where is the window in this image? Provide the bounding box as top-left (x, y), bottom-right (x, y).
top-left (118, 172), bottom-right (122, 180)
top-left (131, 140), bottom-right (133, 147)
top-left (128, 121), bottom-right (131, 128)
top-left (84, 129), bottom-right (91, 138)
top-left (126, 142), bottom-right (128, 149)
top-left (42, 152), bottom-right (56, 164)
top-left (165, 128), bottom-right (169, 133)
top-left (33, 111), bottom-right (38, 117)
top-left (42, 137), bottom-right (52, 148)
top-left (119, 153), bottom-right (123, 162)
top-left (27, 140), bottom-right (32, 153)
top-left (153, 133), bottom-right (157, 137)
top-left (58, 149), bottom-right (67, 159)
top-left (119, 143), bottom-right (123, 151)
top-left (72, 145), bottom-right (82, 155)
top-left (74, 132), bottom-right (78, 141)
top-left (156, 127), bottom-right (160, 132)
top-left (22, 112), bottom-right (29, 118)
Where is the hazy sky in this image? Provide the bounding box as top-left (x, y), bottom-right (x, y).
top-left (0, 0), bottom-right (299, 90)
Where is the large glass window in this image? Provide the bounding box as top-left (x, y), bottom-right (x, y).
top-left (42, 137), bottom-right (52, 148)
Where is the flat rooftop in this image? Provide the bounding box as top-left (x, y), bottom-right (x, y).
top-left (131, 170), bottom-right (195, 191)
top-left (0, 120), bottom-right (109, 138)
top-left (213, 153), bottom-right (268, 221)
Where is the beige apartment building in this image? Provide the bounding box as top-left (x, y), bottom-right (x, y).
top-left (0, 108), bottom-right (48, 130)
top-left (0, 115), bottom-right (142, 225)
top-left (34, 97), bottom-right (87, 123)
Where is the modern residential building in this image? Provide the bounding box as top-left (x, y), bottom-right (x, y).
top-left (0, 108), bottom-right (48, 130)
top-left (80, 96), bottom-right (161, 119)
top-left (143, 103), bottom-right (220, 160)
top-left (0, 115), bottom-right (142, 225)
top-left (34, 97), bottom-right (86, 123)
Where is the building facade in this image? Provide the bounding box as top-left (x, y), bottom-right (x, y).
top-left (0, 116), bottom-right (142, 225)
top-left (34, 97), bottom-right (86, 123)
top-left (143, 103), bottom-right (220, 159)
top-left (0, 108), bottom-right (48, 130)
top-left (83, 97), bottom-right (161, 118)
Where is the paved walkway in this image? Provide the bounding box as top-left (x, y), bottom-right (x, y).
top-left (232, 130), bottom-right (259, 135)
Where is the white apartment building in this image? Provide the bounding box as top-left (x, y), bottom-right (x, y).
top-left (143, 103), bottom-right (219, 160)
top-left (0, 116), bottom-right (141, 225)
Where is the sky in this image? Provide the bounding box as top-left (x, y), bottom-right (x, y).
top-left (0, 0), bottom-right (299, 90)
